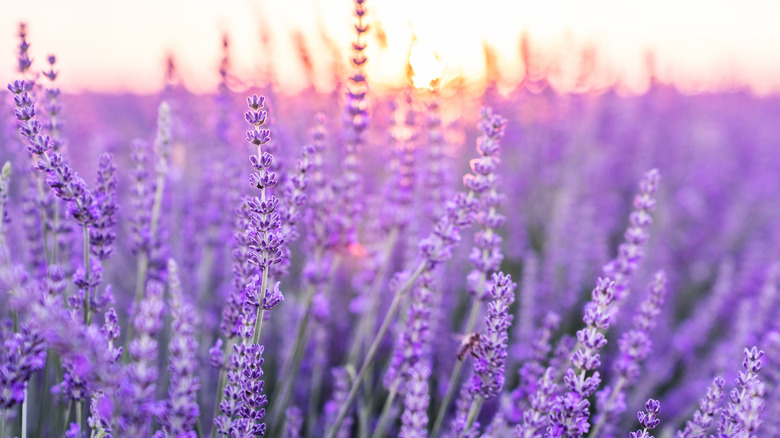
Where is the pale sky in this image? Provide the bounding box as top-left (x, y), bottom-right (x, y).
top-left (2, 0), bottom-right (780, 94)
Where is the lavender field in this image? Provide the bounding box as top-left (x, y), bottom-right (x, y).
top-left (2, 3), bottom-right (780, 437)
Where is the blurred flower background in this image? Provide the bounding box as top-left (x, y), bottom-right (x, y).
top-left (3, 0), bottom-right (780, 94)
top-left (1, 1), bottom-right (780, 438)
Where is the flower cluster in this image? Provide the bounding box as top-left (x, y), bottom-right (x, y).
top-left (469, 272), bottom-right (516, 399)
top-left (465, 108), bottom-right (508, 300)
top-left (548, 277), bottom-right (616, 437)
top-left (4, 15), bottom-right (780, 438)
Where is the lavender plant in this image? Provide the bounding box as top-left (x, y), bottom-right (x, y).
top-left (2, 16), bottom-right (779, 438)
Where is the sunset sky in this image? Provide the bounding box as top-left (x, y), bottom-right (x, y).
top-left (2, 0), bottom-right (780, 95)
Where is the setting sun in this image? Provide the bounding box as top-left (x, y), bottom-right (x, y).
top-left (408, 41), bottom-right (445, 89)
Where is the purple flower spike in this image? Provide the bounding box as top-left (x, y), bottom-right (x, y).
top-left (159, 260), bottom-right (200, 436)
top-left (400, 361), bottom-right (431, 438)
top-left (629, 398), bottom-right (661, 438)
top-left (549, 278), bottom-right (616, 437)
top-left (602, 168), bottom-right (661, 310)
top-left (516, 368), bottom-right (558, 437)
top-left (0, 324), bottom-right (47, 409)
top-left (384, 273), bottom-right (433, 393)
top-left (0, 163), bottom-right (11, 233)
top-left (717, 347), bottom-right (766, 437)
top-left (465, 108), bottom-right (508, 301)
top-left (9, 78), bottom-right (99, 227)
top-left (677, 377), bottom-right (726, 438)
top-left (119, 280), bottom-right (165, 436)
top-left (469, 272), bottom-right (516, 399)
top-left (242, 93), bottom-right (286, 344)
top-left (593, 271), bottom-right (668, 435)
top-left (90, 153), bottom-right (118, 260)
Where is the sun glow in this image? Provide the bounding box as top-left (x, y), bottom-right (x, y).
top-left (408, 41), bottom-right (444, 89)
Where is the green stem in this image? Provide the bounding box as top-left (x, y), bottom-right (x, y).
top-left (463, 396), bottom-right (484, 434)
top-left (249, 139), bottom-right (270, 347)
top-left (587, 376), bottom-right (625, 438)
top-left (371, 385), bottom-right (398, 438)
top-left (63, 400), bottom-right (72, 432)
top-left (36, 176), bottom-right (52, 267)
top-left (268, 284), bottom-right (316, 425)
top-left (270, 252), bottom-right (337, 434)
top-left (430, 297), bottom-right (482, 438)
top-left (134, 169), bottom-right (166, 307)
top-left (324, 260), bottom-right (427, 438)
top-left (52, 199), bottom-right (60, 264)
top-left (1, 408), bottom-right (6, 438)
top-left (82, 225), bottom-right (91, 325)
top-left (21, 387), bottom-right (27, 438)
top-left (347, 227), bottom-right (399, 365)
top-left (250, 266), bottom-right (269, 345)
top-left (133, 254), bottom-right (149, 306)
top-left (306, 331), bottom-right (327, 438)
top-left (210, 337), bottom-right (235, 438)
top-left (76, 401), bottom-right (83, 436)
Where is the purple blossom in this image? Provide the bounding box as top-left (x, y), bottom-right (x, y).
top-left (602, 168), bottom-right (661, 308)
top-left (119, 280), bottom-right (165, 436)
top-left (272, 142), bottom-right (314, 278)
top-left (324, 367), bottom-right (353, 438)
top-left (9, 82), bottom-right (100, 228)
top-left (0, 324), bottom-right (46, 408)
top-left (0, 163), bottom-right (11, 236)
top-left (515, 368), bottom-right (558, 437)
top-left (159, 260), bottom-right (200, 437)
top-left (593, 271), bottom-right (668, 436)
top-left (629, 398), bottom-right (661, 438)
top-left (384, 272), bottom-right (433, 392)
top-left (399, 361), bottom-right (431, 438)
top-left (548, 277), bottom-right (616, 437)
top-left (468, 272), bottom-right (516, 399)
top-left (283, 406), bottom-right (303, 438)
top-left (677, 376), bottom-right (726, 438)
top-left (90, 153), bottom-right (118, 260)
top-left (717, 347), bottom-right (766, 437)
top-left (510, 311), bottom-right (560, 420)
top-left (243, 93), bottom-right (286, 343)
top-left (335, 0), bottom-right (370, 247)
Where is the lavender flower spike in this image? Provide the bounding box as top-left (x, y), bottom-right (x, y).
top-left (215, 343), bottom-right (268, 437)
top-left (244, 93), bottom-right (285, 345)
top-left (0, 324), bottom-right (46, 409)
top-left (629, 399), bottom-right (661, 438)
top-left (548, 278), bottom-right (616, 437)
top-left (515, 368), bottom-right (558, 437)
top-left (465, 108), bottom-right (508, 300)
top-left (676, 377), bottom-right (726, 438)
top-left (717, 347), bottom-right (766, 437)
top-left (469, 272), bottom-right (516, 399)
top-left (602, 168), bottom-right (661, 308)
top-left (160, 260), bottom-right (200, 437)
top-left (0, 162), bottom-right (10, 241)
top-left (119, 280), bottom-right (165, 436)
top-left (400, 361), bottom-right (431, 438)
top-left (90, 153), bottom-right (118, 260)
top-left (592, 271), bottom-right (668, 436)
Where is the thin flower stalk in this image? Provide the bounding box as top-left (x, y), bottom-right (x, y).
top-left (590, 271), bottom-right (668, 437)
top-left (134, 101), bottom-right (171, 305)
top-left (548, 278), bottom-right (616, 437)
top-left (243, 94), bottom-right (285, 346)
top-left (676, 377), bottom-right (726, 438)
top-left (629, 399), bottom-right (661, 438)
top-left (461, 273), bottom-right (517, 432)
top-left (325, 108), bottom-right (506, 438)
top-left (432, 107), bottom-right (508, 438)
